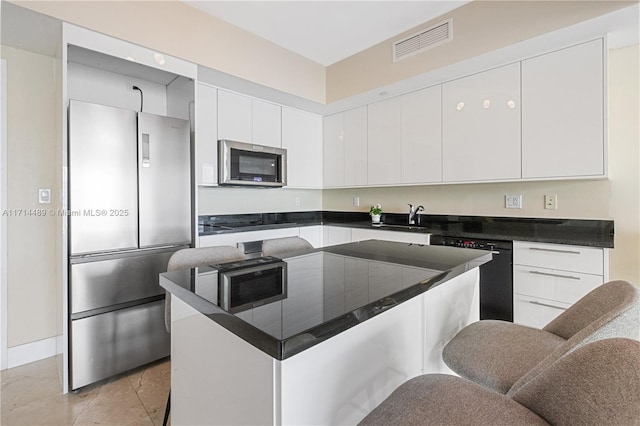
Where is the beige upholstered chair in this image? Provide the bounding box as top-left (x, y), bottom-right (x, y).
top-left (261, 236), bottom-right (314, 258)
top-left (164, 246), bottom-right (247, 332)
top-left (442, 280), bottom-right (640, 394)
top-left (360, 338), bottom-right (640, 426)
top-left (162, 245), bottom-right (247, 426)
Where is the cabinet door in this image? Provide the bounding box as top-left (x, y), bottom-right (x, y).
top-left (195, 83), bottom-right (218, 185)
top-left (522, 39), bottom-right (604, 178)
top-left (442, 63), bottom-right (521, 182)
top-left (351, 228), bottom-right (430, 245)
top-left (323, 113), bottom-right (344, 187)
top-left (253, 99), bottom-right (281, 148)
top-left (282, 108), bottom-right (322, 188)
top-left (368, 98), bottom-right (401, 185)
top-left (298, 225), bottom-right (322, 248)
top-left (217, 90), bottom-right (252, 142)
top-left (321, 226), bottom-right (352, 247)
top-left (401, 86), bottom-right (442, 184)
top-left (344, 106), bottom-right (368, 186)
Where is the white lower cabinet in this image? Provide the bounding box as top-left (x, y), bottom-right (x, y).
top-left (298, 225), bottom-right (323, 248)
top-left (199, 228), bottom-right (299, 248)
top-left (513, 241), bottom-right (608, 328)
top-left (321, 226), bottom-right (352, 247)
top-left (351, 228), bottom-right (430, 245)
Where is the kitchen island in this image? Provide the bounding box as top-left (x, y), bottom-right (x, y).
top-left (160, 240), bottom-right (492, 425)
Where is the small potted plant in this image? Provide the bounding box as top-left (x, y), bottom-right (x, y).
top-left (369, 204), bottom-right (382, 224)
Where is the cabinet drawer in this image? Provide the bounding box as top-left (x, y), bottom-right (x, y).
top-left (514, 265), bottom-right (602, 304)
top-left (513, 241), bottom-right (603, 275)
top-left (514, 293), bottom-right (570, 329)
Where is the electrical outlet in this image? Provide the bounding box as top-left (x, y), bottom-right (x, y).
top-left (295, 197), bottom-right (301, 207)
top-left (353, 197), bottom-right (360, 207)
top-left (545, 194), bottom-right (558, 210)
top-left (125, 81), bottom-right (135, 92)
top-left (505, 194), bottom-right (522, 209)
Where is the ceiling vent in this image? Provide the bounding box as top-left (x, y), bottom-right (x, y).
top-left (393, 19), bottom-right (452, 62)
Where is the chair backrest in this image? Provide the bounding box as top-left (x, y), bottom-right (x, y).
top-left (165, 246), bottom-right (247, 332)
top-left (167, 246), bottom-right (247, 272)
top-left (543, 280), bottom-right (640, 341)
top-left (261, 236), bottom-right (313, 257)
top-left (508, 280), bottom-right (640, 394)
top-left (510, 338), bottom-right (640, 425)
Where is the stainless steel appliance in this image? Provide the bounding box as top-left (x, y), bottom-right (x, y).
top-left (218, 139), bottom-right (287, 187)
top-left (430, 236), bottom-right (513, 321)
top-left (217, 257), bottom-right (287, 314)
top-left (68, 100), bottom-right (191, 390)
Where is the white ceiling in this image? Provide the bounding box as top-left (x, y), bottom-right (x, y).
top-left (183, 1), bottom-right (469, 66)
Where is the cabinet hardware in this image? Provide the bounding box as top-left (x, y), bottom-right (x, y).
top-left (528, 300), bottom-right (566, 311)
top-left (528, 270), bottom-right (580, 280)
top-left (529, 247), bottom-right (580, 255)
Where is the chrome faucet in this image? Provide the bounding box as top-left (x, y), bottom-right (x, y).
top-left (408, 204), bottom-right (424, 225)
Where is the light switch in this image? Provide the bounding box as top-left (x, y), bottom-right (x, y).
top-left (38, 188), bottom-right (51, 204)
top-left (505, 194), bottom-right (522, 209)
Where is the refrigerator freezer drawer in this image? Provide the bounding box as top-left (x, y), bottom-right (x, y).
top-left (138, 112), bottom-right (191, 248)
top-left (70, 300), bottom-right (170, 390)
top-left (68, 100), bottom-right (139, 255)
top-left (70, 249), bottom-right (177, 314)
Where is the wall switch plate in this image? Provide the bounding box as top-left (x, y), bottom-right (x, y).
top-left (545, 194), bottom-right (558, 210)
top-left (505, 194), bottom-right (522, 209)
top-left (353, 197), bottom-right (360, 207)
top-left (38, 188), bottom-right (51, 204)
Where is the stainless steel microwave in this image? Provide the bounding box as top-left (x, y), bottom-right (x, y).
top-left (218, 139), bottom-right (287, 187)
top-left (217, 257), bottom-right (287, 314)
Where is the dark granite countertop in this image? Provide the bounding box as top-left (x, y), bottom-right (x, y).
top-left (160, 240), bottom-right (492, 360)
top-left (198, 211), bottom-right (614, 248)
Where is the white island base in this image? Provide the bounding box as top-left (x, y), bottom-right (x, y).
top-left (171, 268), bottom-right (479, 426)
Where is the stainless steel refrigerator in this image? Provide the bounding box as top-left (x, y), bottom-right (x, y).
top-left (68, 100), bottom-right (191, 390)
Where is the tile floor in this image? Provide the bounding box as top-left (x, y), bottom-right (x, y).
top-left (1, 355), bottom-right (171, 425)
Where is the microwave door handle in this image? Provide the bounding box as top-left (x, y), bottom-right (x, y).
top-left (142, 133), bottom-right (150, 168)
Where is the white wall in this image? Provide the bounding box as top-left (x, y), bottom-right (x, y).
top-left (67, 62), bottom-right (167, 115)
top-left (197, 188), bottom-right (322, 215)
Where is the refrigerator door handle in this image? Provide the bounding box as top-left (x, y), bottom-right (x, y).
top-left (142, 133), bottom-right (150, 167)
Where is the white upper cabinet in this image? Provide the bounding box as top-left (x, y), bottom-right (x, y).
top-left (344, 106), bottom-right (368, 186)
top-left (195, 83), bottom-right (218, 185)
top-left (282, 107), bottom-right (323, 188)
top-left (521, 39), bottom-right (604, 179)
top-left (442, 63), bottom-right (521, 182)
top-left (217, 90), bottom-right (252, 142)
top-left (252, 99), bottom-right (282, 148)
top-left (217, 90), bottom-right (282, 147)
top-left (401, 86), bottom-right (442, 184)
top-left (323, 113), bottom-right (345, 187)
top-left (323, 107), bottom-right (367, 188)
top-left (368, 98), bottom-right (401, 185)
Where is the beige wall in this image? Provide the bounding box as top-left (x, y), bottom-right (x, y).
top-left (2, 45), bottom-right (62, 347)
top-left (327, 1), bottom-right (634, 103)
top-left (323, 44), bottom-right (640, 284)
top-left (607, 44), bottom-right (640, 283)
top-left (13, 0), bottom-right (326, 104)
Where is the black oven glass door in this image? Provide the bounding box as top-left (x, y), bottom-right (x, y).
top-left (221, 262), bottom-right (287, 313)
top-left (231, 149), bottom-right (282, 183)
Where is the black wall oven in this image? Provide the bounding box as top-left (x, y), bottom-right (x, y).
top-left (430, 236), bottom-right (513, 321)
